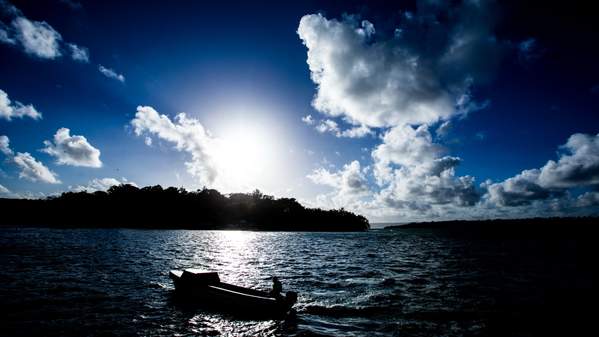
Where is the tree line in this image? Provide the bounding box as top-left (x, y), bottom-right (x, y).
top-left (0, 184), bottom-right (370, 231)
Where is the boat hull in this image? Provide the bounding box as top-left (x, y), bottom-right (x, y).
top-left (169, 270), bottom-right (296, 317)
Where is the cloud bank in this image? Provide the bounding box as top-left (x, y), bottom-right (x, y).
top-left (485, 133), bottom-right (599, 207)
top-left (298, 3), bottom-right (599, 220)
top-left (71, 177), bottom-right (136, 193)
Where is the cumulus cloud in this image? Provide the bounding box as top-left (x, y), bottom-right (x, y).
top-left (0, 134), bottom-right (60, 184)
top-left (298, 3), bottom-right (506, 218)
top-left (98, 65), bottom-right (125, 82)
top-left (297, 2), bottom-right (502, 128)
top-left (308, 160), bottom-right (369, 195)
top-left (373, 125), bottom-right (480, 210)
top-left (131, 106), bottom-right (217, 186)
top-left (485, 133), bottom-right (599, 207)
top-left (68, 43), bottom-right (89, 62)
top-left (372, 125), bottom-right (443, 184)
top-left (71, 177), bottom-right (136, 193)
top-left (537, 133), bottom-right (599, 188)
top-left (12, 17), bottom-right (62, 59)
top-left (0, 88), bottom-right (42, 121)
top-left (13, 152), bottom-right (60, 183)
top-left (42, 128), bottom-right (102, 167)
top-left (308, 160), bottom-right (370, 210)
top-left (484, 170), bottom-right (557, 207)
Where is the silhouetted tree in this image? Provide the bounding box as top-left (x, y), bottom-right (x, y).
top-left (0, 185), bottom-right (370, 231)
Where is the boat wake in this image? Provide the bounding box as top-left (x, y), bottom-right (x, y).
top-left (302, 304), bottom-right (391, 318)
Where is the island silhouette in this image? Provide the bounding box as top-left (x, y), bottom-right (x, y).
top-left (385, 217), bottom-right (598, 238)
top-left (0, 184), bottom-right (370, 231)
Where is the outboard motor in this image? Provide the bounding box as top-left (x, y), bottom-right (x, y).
top-left (285, 291), bottom-right (298, 305)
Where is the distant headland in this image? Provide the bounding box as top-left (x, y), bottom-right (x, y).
top-left (0, 184), bottom-right (369, 231)
top-left (384, 217), bottom-right (598, 237)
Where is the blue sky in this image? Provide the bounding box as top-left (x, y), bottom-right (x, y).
top-left (1, 0), bottom-right (598, 222)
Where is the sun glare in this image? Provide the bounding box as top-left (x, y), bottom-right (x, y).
top-left (213, 120), bottom-right (279, 192)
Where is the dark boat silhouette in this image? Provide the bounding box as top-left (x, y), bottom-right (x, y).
top-left (169, 269), bottom-right (297, 317)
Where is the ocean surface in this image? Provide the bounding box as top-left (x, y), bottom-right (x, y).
top-left (0, 228), bottom-right (593, 336)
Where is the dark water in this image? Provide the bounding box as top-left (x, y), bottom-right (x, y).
top-left (0, 228), bottom-right (593, 336)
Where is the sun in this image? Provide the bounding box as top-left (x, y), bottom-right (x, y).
top-left (212, 121), bottom-right (277, 191)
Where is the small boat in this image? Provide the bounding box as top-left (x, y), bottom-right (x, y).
top-left (169, 269), bottom-right (297, 317)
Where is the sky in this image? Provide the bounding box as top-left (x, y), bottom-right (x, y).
top-left (1, 0), bottom-right (598, 222)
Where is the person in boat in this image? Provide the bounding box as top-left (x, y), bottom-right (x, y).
top-left (270, 276), bottom-right (283, 299)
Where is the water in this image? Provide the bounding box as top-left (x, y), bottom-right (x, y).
top-left (0, 228), bottom-right (593, 336)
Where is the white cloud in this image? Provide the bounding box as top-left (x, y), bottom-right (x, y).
top-left (315, 119), bottom-right (339, 134)
top-left (131, 106), bottom-right (217, 186)
top-left (313, 118), bottom-right (372, 138)
top-left (308, 160), bottom-right (369, 195)
top-left (537, 133), bottom-right (599, 188)
top-left (68, 43), bottom-right (89, 62)
top-left (298, 5), bottom-right (598, 220)
top-left (0, 88), bottom-right (42, 121)
top-left (98, 65), bottom-right (125, 82)
top-left (42, 128), bottom-right (102, 167)
top-left (435, 120), bottom-right (452, 138)
top-left (13, 152), bottom-right (60, 184)
top-left (297, 4), bottom-right (502, 129)
top-left (308, 160), bottom-right (370, 211)
top-left (298, 13), bottom-right (451, 127)
top-left (71, 177), bottom-right (136, 193)
top-left (12, 17), bottom-right (62, 59)
top-left (339, 124), bottom-right (372, 138)
top-left (372, 126), bottom-right (480, 211)
top-left (484, 169), bottom-right (555, 207)
top-left (299, 3), bottom-right (509, 220)
top-left (301, 114), bottom-right (314, 125)
top-left (485, 133), bottom-right (599, 207)
top-left (0, 183), bottom-right (9, 194)
top-left (0, 135), bottom-right (59, 184)
top-left (0, 135), bottom-right (13, 156)
top-left (372, 125), bottom-right (443, 184)
top-left (1, 3), bottom-right (91, 62)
